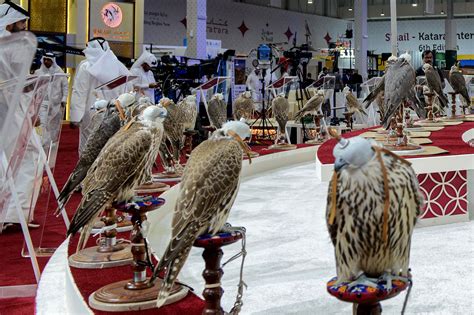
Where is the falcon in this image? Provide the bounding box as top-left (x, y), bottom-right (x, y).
top-left (233, 91), bottom-right (255, 121)
top-left (271, 94), bottom-right (290, 141)
top-left (363, 56), bottom-right (398, 110)
top-left (159, 97), bottom-right (188, 164)
top-left (382, 56), bottom-right (424, 128)
top-left (343, 86), bottom-right (367, 115)
top-left (57, 94), bottom-right (135, 208)
top-left (422, 63), bottom-right (448, 109)
top-left (178, 95), bottom-right (198, 131)
top-left (293, 90), bottom-right (325, 120)
top-left (150, 120), bottom-right (251, 308)
top-left (449, 65), bottom-right (470, 107)
top-left (326, 130), bottom-right (422, 287)
top-left (206, 93), bottom-right (227, 129)
top-left (68, 106), bottom-right (167, 251)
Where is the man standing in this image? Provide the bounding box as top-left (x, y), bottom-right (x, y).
top-left (130, 51), bottom-right (159, 103)
top-left (34, 52), bottom-right (68, 152)
top-left (416, 50), bottom-right (445, 88)
top-left (246, 67), bottom-right (263, 103)
top-left (0, 1), bottom-right (42, 231)
top-left (70, 37), bottom-right (130, 155)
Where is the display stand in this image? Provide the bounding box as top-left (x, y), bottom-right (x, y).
top-left (21, 73), bottom-right (71, 258)
top-left (267, 76), bottom-right (298, 150)
top-left (0, 31), bottom-right (48, 289)
top-left (88, 197), bottom-right (188, 311)
top-left (69, 204), bottom-right (133, 269)
top-left (303, 76), bottom-right (334, 144)
top-left (193, 230), bottom-right (245, 315)
top-left (360, 77), bottom-right (383, 125)
top-left (197, 76), bottom-right (231, 128)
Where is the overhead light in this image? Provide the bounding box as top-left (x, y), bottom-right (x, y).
top-left (348, 7), bottom-right (353, 11)
top-left (308, 0), bottom-right (313, 4)
top-left (380, 10), bottom-right (385, 16)
top-left (412, 3), bottom-right (418, 7)
top-left (440, 10), bottom-right (445, 14)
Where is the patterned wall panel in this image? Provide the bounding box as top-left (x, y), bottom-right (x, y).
top-left (418, 170), bottom-right (468, 219)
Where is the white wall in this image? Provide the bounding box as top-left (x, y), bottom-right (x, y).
top-left (367, 18), bottom-right (474, 55)
top-left (143, 0), bottom-right (348, 55)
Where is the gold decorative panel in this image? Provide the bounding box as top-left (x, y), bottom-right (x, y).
top-left (29, 0), bottom-right (67, 33)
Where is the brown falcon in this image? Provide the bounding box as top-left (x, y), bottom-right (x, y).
top-left (233, 91), bottom-right (255, 121)
top-left (343, 86), bottom-right (367, 115)
top-left (271, 94), bottom-right (290, 141)
top-left (159, 97), bottom-right (188, 164)
top-left (68, 106), bottom-right (166, 251)
top-left (206, 93), bottom-right (227, 129)
top-left (326, 131), bottom-right (422, 287)
top-left (422, 63), bottom-right (448, 109)
top-left (178, 95), bottom-right (197, 131)
top-left (57, 95), bottom-right (133, 209)
top-left (293, 90), bottom-right (325, 120)
top-left (449, 65), bottom-right (470, 107)
top-left (382, 56), bottom-right (425, 128)
top-left (151, 120), bottom-right (251, 308)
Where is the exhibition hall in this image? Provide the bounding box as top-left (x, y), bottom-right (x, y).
top-left (0, 0), bottom-right (473, 314)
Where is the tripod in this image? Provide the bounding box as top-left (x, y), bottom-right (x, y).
top-left (291, 63), bottom-right (312, 142)
top-left (250, 68), bottom-right (275, 140)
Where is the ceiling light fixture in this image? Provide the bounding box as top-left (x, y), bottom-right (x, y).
top-left (380, 10), bottom-right (385, 16)
top-left (308, 0), bottom-right (313, 4)
top-left (348, 7), bottom-right (353, 11)
top-left (440, 10), bottom-right (445, 14)
top-left (412, 3), bottom-right (418, 7)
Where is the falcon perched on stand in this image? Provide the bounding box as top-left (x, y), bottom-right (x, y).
top-left (159, 97), bottom-right (187, 164)
top-left (326, 130), bottom-right (422, 287)
top-left (57, 93), bottom-right (135, 208)
top-left (67, 106), bottom-right (167, 251)
top-left (382, 56), bottom-right (425, 128)
top-left (343, 86), bottom-right (367, 115)
top-left (449, 65), bottom-right (470, 107)
top-left (233, 91), bottom-right (255, 121)
top-left (293, 90), bottom-right (325, 120)
top-left (178, 95), bottom-right (198, 131)
top-left (363, 56), bottom-right (399, 110)
top-left (206, 93), bottom-right (227, 129)
top-left (422, 63), bottom-right (448, 109)
top-left (151, 120), bottom-right (251, 308)
top-left (271, 93), bottom-right (290, 141)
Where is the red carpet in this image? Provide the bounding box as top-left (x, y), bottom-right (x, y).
top-left (317, 121), bottom-right (474, 164)
top-left (0, 297), bottom-right (35, 315)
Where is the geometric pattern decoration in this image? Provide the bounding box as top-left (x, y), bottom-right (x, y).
top-left (284, 26), bottom-right (293, 41)
top-left (238, 20), bottom-right (249, 37)
top-left (417, 171), bottom-right (468, 219)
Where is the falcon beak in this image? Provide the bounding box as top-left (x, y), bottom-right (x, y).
top-left (115, 100), bottom-right (126, 121)
top-left (334, 157), bottom-right (347, 172)
top-left (227, 130), bottom-right (252, 164)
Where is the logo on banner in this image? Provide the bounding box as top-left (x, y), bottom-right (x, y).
top-left (101, 2), bottom-right (123, 28)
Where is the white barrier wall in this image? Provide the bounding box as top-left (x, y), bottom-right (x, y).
top-left (144, 0), bottom-right (348, 55)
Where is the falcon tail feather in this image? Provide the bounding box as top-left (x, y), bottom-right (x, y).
top-left (56, 169), bottom-right (88, 213)
top-left (153, 221), bottom-right (201, 307)
top-left (67, 189), bottom-right (110, 236)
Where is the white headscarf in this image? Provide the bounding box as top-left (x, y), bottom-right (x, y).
top-left (83, 38), bottom-right (130, 84)
top-left (131, 51), bottom-right (157, 70)
top-left (37, 53), bottom-right (61, 74)
top-left (0, 2), bottom-right (29, 37)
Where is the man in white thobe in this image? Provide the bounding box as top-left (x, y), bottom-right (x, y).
top-left (70, 37), bottom-right (131, 155)
top-left (130, 51), bottom-right (159, 103)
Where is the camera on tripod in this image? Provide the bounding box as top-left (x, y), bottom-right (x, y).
top-left (283, 49), bottom-right (313, 65)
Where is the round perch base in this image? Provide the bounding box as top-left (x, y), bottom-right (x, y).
top-left (88, 278), bottom-right (189, 312)
top-left (268, 143), bottom-right (297, 150)
top-left (152, 171), bottom-right (183, 183)
top-left (305, 138), bottom-right (325, 145)
top-left (327, 276), bottom-right (410, 315)
top-left (246, 150), bottom-right (260, 158)
top-left (68, 243), bottom-right (133, 269)
top-left (135, 181), bottom-right (170, 194)
top-left (383, 143), bottom-right (424, 155)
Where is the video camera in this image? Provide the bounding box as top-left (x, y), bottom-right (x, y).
top-left (283, 49), bottom-right (313, 64)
